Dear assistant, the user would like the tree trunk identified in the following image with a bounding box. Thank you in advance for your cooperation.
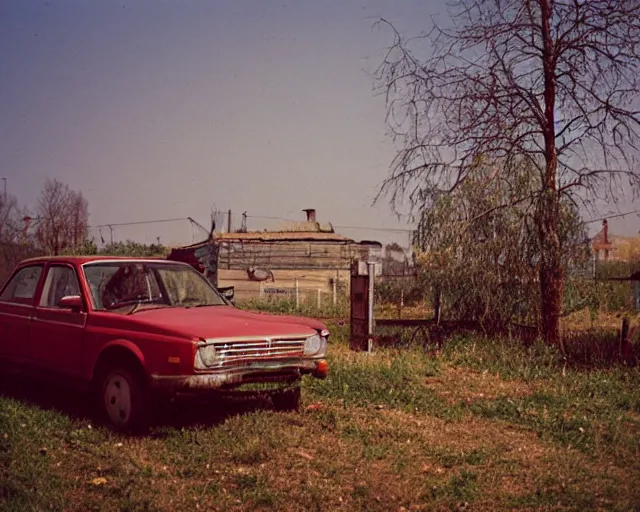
[538,0,564,349]
[538,192,563,348]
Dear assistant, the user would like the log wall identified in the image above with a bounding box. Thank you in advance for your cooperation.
[217,241,370,270]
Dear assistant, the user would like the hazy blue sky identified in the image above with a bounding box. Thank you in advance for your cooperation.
[1,0,637,248]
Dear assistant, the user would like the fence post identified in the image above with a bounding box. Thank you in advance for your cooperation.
[333,279,337,306]
[259,281,264,299]
[620,316,630,360]
[434,285,442,325]
[295,279,299,309]
[367,261,375,353]
[317,288,321,309]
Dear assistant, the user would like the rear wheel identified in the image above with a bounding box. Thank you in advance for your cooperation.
[95,362,151,434]
[271,386,301,412]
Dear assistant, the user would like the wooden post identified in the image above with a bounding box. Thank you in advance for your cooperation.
[367,261,375,353]
[434,286,442,325]
[620,316,630,359]
[333,275,337,306]
[317,288,321,309]
[295,279,299,309]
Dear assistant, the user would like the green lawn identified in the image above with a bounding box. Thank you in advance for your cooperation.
[2,327,639,511]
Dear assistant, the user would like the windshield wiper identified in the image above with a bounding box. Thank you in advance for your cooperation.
[181,302,223,308]
[126,303,169,315]
[126,302,142,315]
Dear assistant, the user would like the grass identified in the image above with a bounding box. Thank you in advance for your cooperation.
[2,322,640,511]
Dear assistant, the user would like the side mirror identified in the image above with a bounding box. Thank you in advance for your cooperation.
[218,286,235,305]
[59,295,83,311]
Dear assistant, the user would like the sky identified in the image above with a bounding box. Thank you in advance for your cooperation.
[1,0,638,250]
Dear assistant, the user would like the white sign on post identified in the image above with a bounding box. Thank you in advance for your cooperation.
[356,260,382,276]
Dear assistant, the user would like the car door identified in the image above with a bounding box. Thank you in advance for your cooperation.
[29,263,86,377]
[0,264,44,361]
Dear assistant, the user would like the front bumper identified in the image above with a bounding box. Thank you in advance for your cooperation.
[150,358,328,392]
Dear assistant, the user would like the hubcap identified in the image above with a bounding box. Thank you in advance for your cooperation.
[103,372,132,426]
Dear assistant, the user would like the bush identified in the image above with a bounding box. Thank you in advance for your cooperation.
[375,276,426,307]
[0,242,44,285]
[61,239,169,258]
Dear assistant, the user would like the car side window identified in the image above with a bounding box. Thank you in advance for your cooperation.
[0,265,44,304]
[39,265,81,308]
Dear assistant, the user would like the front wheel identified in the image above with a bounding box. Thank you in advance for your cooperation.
[96,363,151,434]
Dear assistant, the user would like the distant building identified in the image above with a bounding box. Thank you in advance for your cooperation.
[592,219,640,262]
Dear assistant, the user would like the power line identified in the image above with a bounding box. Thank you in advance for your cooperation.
[92,217,190,229]
[334,225,414,233]
[246,214,414,233]
[246,215,291,222]
[89,213,414,235]
[584,209,640,224]
[86,208,639,237]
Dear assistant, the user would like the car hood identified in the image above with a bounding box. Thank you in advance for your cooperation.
[129,305,326,340]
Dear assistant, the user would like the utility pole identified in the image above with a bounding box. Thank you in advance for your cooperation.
[227,210,232,233]
[1,178,6,201]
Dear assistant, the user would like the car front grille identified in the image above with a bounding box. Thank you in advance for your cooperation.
[208,338,305,369]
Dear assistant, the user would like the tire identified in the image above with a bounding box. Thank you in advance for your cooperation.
[271,386,301,412]
[95,361,151,434]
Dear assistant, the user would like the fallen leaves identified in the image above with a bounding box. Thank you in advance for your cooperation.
[297,449,314,461]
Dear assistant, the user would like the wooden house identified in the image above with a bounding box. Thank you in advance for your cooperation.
[168,209,381,301]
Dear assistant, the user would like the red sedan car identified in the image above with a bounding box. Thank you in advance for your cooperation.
[0,256,329,432]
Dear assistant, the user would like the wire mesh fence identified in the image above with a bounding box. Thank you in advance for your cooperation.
[235,285,350,318]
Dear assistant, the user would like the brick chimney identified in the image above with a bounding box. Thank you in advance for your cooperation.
[303,209,317,223]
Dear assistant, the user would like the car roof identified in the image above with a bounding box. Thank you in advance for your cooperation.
[18,255,174,266]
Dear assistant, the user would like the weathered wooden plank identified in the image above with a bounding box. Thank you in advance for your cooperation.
[217,269,350,293]
[217,241,361,269]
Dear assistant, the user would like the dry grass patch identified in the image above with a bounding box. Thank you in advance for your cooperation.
[425,365,536,404]
[3,393,639,511]
[562,309,631,332]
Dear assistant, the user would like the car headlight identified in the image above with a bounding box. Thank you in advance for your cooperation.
[198,344,217,367]
[304,333,326,356]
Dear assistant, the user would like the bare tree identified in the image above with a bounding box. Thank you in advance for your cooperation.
[36,179,89,255]
[0,194,19,242]
[375,0,640,345]
[0,193,41,284]
[68,189,89,248]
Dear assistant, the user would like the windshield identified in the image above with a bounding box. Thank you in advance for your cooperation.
[83,261,226,312]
